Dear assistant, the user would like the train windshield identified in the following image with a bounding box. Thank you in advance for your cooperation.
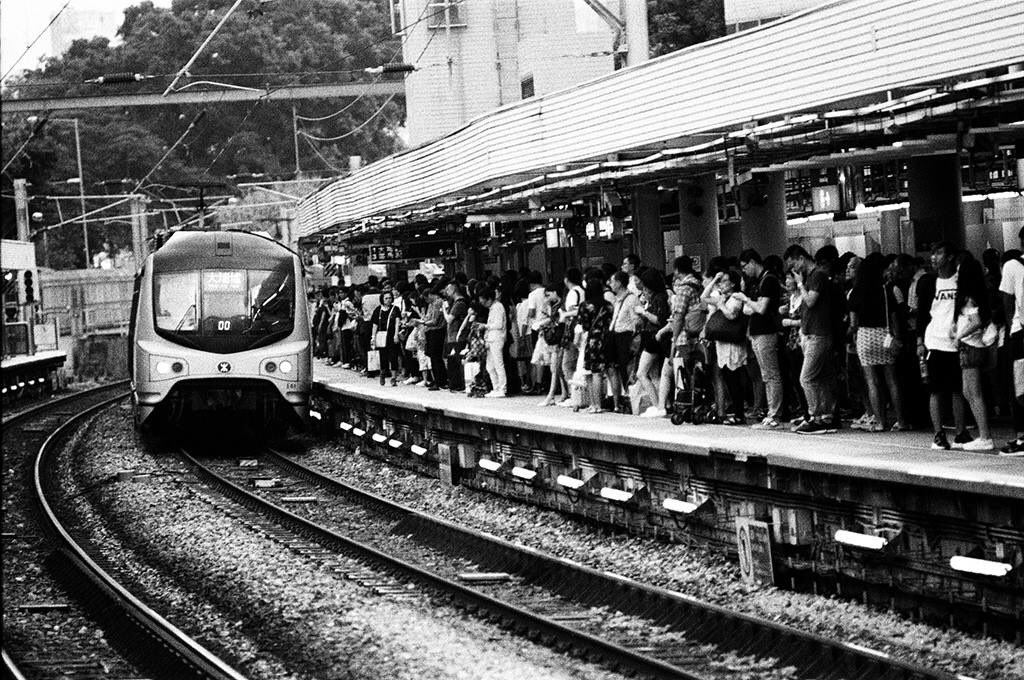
[154,264,294,352]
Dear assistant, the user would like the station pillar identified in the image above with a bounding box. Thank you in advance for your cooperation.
[907,153,964,250]
[738,172,788,258]
[678,174,720,273]
[632,185,663,269]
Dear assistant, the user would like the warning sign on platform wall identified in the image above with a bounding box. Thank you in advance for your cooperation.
[735,517,774,585]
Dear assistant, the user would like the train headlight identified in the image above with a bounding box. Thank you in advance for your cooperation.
[150,356,188,380]
[262,356,295,377]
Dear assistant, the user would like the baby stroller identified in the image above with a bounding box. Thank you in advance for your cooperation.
[670,343,718,425]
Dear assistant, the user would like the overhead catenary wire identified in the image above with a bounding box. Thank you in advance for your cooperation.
[298,93,398,142]
[1,0,72,82]
[132,109,208,193]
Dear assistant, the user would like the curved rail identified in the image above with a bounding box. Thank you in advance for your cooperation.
[180,448,697,680]
[31,392,248,680]
[265,449,956,680]
[1,379,129,427]
[1,648,28,680]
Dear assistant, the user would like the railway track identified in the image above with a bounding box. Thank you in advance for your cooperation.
[3,383,246,680]
[183,445,956,680]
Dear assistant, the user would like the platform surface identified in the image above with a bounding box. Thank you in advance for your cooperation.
[314,363,1024,500]
[1,350,67,371]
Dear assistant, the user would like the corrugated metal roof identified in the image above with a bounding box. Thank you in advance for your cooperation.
[299,0,1024,236]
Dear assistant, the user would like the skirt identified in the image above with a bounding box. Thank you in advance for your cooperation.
[856,326,896,366]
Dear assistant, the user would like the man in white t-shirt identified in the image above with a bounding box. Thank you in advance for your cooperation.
[998,225,1024,455]
[920,241,968,451]
[524,271,547,393]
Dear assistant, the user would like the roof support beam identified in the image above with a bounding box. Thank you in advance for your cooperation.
[0,81,405,114]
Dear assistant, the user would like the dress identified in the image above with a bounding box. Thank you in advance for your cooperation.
[578,301,612,374]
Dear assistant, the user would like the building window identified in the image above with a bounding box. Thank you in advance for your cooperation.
[390,0,405,35]
[520,75,534,100]
[427,0,466,29]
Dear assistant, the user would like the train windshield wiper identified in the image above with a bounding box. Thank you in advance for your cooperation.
[174,303,196,332]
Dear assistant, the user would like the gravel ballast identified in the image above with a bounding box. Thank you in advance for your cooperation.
[292,440,1024,680]
[64,407,631,680]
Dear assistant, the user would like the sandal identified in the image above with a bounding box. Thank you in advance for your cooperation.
[722,415,743,425]
[890,422,910,432]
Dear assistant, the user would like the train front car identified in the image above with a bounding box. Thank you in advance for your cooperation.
[131,231,311,432]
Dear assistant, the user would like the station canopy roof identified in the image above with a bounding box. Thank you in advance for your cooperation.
[298,0,1024,240]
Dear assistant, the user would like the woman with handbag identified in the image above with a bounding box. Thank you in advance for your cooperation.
[537,285,568,406]
[702,270,748,425]
[848,252,908,432]
[369,290,401,386]
[636,269,671,417]
[951,253,997,451]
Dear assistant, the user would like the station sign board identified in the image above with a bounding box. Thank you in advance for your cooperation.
[735,517,774,585]
[371,241,460,263]
[811,184,841,213]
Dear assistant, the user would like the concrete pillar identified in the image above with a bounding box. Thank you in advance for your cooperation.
[678,173,720,273]
[621,0,650,67]
[130,195,148,269]
[738,172,788,257]
[632,185,662,270]
[907,153,964,251]
[14,179,30,241]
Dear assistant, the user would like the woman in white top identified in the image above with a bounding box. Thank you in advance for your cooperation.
[479,286,507,397]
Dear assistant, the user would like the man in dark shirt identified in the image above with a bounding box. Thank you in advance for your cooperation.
[737,249,783,429]
[784,245,837,434]
[443,280,469,391]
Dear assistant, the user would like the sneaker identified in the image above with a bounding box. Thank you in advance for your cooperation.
[484,390,506,398]
[403,376,419,385]
[860,416,884,433]
[952,430,974,450]
[789,416,808,431]
[640,407,666,418]
[751,416,781,430]
[999,438,1024,455]
[932,431,951,450]
[795,419,831,435]
[850,413,872,430]
[961,438,994,452]
[556,398,575,408]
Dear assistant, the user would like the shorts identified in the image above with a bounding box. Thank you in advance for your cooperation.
[958,343,995,370]
[531,335,556,365]
[926,349,962,394]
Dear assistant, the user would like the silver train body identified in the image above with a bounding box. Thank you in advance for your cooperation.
[130,230,311,429]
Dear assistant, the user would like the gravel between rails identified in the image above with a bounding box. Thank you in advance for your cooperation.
[67,406,632,680]
[289,440,1024,680]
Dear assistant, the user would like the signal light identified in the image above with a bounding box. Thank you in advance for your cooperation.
[278,360,292,373]
[23,271,34,304]
[265,361,277,373]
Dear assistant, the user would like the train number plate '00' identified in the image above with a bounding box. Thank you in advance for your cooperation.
[217,362,232,373]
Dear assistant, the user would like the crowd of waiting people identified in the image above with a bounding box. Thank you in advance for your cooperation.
[310,228,1024,455]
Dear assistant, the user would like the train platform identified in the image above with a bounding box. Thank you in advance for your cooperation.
[2,350,67,396]
[313,362,1024,501]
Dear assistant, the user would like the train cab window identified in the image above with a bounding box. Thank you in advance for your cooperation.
[153,265,294,352]
[202,270,248,334]
[154,271,199,332]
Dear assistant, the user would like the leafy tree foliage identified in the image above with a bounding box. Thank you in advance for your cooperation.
[2,0,403,264]
[648,0,725,58]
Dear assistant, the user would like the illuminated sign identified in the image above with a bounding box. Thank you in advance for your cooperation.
[811,185,841,213]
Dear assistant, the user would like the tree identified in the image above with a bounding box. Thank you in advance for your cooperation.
[648,0,725,58]
[2,0,404,264]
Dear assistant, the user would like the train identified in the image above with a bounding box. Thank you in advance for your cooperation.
[129,230,311,431]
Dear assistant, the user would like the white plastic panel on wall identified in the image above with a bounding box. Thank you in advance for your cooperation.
[298,0,1024,236]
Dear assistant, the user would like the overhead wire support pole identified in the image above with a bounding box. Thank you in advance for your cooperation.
[72,118,89,267]
[162,0,246,96]
[292,104,301,177]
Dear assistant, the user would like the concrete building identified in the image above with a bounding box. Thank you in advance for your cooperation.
[395,0,618,146]
[50,6,126,54]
